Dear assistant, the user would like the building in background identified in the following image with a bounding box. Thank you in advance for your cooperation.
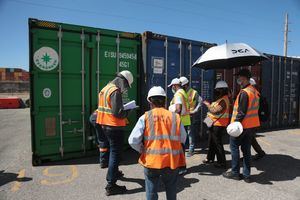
[0,67,29,93]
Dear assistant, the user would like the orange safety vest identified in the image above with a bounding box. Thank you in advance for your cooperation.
[207,95,230,127]
[187,88,197,112]
[96,83,126,127]
[139,108,186,170]
[231,85,260,129]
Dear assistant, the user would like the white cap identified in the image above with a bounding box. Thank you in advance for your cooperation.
[179,76,189,86]
[215,81,228,89]
[168,78,181,87]
[227,122,243,137]
[119,70,133,88]
[250,78,256,86]
[147,86,166,102]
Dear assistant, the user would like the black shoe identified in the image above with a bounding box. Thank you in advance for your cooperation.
[243,176,251,183]
[202,159,214,164]
[253,152,266,161]
[105,184,127,196]
[222,171,241,180]
[117,170,124,179]
[100,163,108,169]
[214,163,227,169]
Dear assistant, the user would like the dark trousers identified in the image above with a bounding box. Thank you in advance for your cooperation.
[89,113,110,165]
[144,167,179,200]
[95,124,109,164]
[230,129,254,178]
[206,126,226,165]
[103,128,124,185]
[251,132,265,155]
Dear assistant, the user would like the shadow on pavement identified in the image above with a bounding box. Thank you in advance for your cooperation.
[121,174,199,195]
[0,170,32,187]
[120,176,145,194]
[251,154,300,185]
[188,163,227,177]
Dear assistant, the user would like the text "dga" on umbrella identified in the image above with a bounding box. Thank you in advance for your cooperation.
[231,49,250,54]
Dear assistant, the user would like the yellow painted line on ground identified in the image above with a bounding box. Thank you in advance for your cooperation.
[42,166,64,177]
[257,138,271,147]
[11,169,25,192]
[41,166,78,186]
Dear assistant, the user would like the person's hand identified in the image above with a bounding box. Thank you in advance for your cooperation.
[203,100,210,107]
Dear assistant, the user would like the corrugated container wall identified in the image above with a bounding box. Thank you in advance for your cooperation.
[215,55,300,131]
[142,32,216,137]
[29,19,141,165]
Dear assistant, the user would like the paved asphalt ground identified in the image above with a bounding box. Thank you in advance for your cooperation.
[1,109,300,200]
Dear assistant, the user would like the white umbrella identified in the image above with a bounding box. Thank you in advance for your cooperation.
[192,43,268,69]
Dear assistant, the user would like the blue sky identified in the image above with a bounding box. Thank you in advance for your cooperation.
[0,0,299,71]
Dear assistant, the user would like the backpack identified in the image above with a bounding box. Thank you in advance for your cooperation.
[258,95,269,122]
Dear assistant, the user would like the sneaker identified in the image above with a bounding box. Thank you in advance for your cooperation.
[100,163,108,169]
[105,184,127,196]
[222,171,241,180]
[202,159,214,164]
[253,152,266,161]
[186,151,194,157]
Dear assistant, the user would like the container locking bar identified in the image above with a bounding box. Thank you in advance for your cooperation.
[178,40,182,77]
[164,37,168,101]
[116,34,120,73]
[58,25,64,158]
[81,29,86,153]
[96,31,101,95]
[188,43,192,84]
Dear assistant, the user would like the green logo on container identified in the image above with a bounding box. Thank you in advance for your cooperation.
[34,47,59,71]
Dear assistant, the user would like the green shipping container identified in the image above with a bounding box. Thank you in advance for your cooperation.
[29,19,141,165]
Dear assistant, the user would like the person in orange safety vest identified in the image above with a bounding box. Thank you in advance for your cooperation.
[96,70,134,196]
[128,86,187,200]
[223,69,260,183]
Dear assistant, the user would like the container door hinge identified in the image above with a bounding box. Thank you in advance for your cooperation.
[59,146,64,157]
[61,119,80,125]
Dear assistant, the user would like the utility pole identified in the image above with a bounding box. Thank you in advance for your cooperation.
[283,13,289,57]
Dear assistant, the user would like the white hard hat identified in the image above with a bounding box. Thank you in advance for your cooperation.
[119,70,133,88]
[226,122,243,137]
[147,86,166,102]
[250,78,256,86]
[179,76,189,86]
[168,78,181,87]
[215,81,228,89]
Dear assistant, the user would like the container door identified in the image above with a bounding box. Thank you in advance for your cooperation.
[145,38,166,107]
[90,33,139,144]
[30,27,91,161]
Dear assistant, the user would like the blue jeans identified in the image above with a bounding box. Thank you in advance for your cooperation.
[230,129,254,178]
[104,128,124,185]
[189,115,200,152]
[144,167,179,200]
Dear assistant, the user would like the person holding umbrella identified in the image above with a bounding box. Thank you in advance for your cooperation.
[223,69,260,183]
[202,81,231,169]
